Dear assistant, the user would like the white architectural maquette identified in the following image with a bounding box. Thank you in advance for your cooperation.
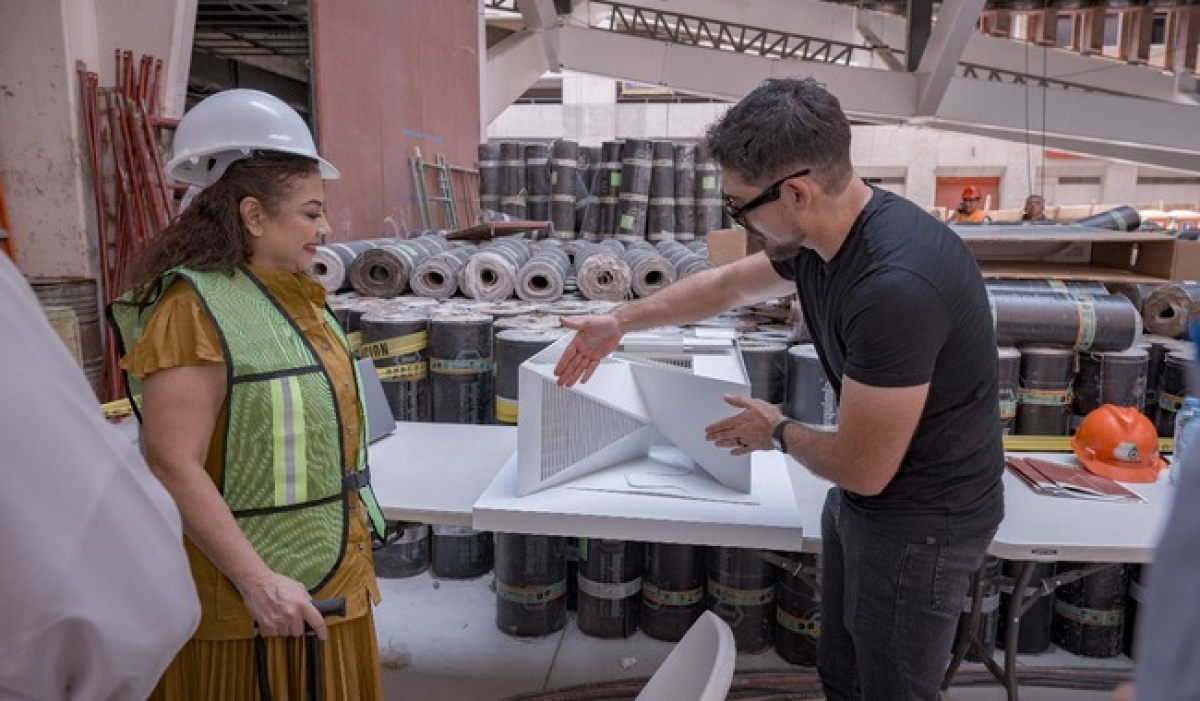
[516,331,753,498]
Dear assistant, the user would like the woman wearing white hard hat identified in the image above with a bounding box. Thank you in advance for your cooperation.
[109,89,387,700]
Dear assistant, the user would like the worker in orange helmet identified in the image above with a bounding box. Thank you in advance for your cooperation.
[948,185,990,224]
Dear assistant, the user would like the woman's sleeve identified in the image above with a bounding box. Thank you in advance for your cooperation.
[120,280,225,377]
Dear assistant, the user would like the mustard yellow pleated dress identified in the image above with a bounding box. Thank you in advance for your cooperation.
[123,267,384,701]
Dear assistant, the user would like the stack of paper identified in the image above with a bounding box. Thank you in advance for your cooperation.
[1005,456,1146,502]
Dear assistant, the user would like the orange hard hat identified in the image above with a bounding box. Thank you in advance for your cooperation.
[1072,404,1166,483]
[962,186,981,200]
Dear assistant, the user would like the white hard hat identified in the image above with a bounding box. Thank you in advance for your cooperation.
[166,88,339,186]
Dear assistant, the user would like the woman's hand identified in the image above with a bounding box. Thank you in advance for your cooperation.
[236,570,329,640]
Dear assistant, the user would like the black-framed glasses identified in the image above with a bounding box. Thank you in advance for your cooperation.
[724,169,811,227]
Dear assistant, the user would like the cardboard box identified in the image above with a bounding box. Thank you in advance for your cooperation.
[956,227,1200,283]
[706,227,763,266]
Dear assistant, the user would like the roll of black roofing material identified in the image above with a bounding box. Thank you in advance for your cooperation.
[576,539,643,639]
[549,140,579,236]
[961,556,1001,664]
[997,560,1055,654]
[429,311,494,424]
[516,243,572,302]
[1124,564,1146,659]
[583,141,621,242]
[410,246,475,300]
[1016,346,1075,436]
[312,238,389,293]
[616,138,652,243]
[773,553,821,667]
[1073,347,1149,420]
[350,235,452,298]
[707,547,775,652]
[574,242,632,302]
[431,525,493,580]
[373,522,430,579]
[990,292,1141,352]
[478,142,501,215]
[460,238,533,302]
[1142,335,1174,420]
[524,143,551,223]
[623,242,677,298]
[1052,563,1127,658]
[740,340,790,405]
[694,142,723,239]
[787,344,838,426]
[499,141,527,219]
[1155,350,1190,436]
[360,310,430,421]
[645,141,676,242]
[1075,206,1141,231]
[656,239,711,279]
[1143,281,1200,338]
[641,543,707,643]
[495,533,568,637]
[1110,282,1163,318]
[998,347,1020,435]
[572,146,601,239]
[673,143,697,242]
[495,328,566,426]
[985,280,1109,296]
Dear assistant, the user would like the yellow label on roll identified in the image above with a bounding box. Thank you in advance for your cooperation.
[619,214,635,230]
[496,396,519,424]
[610,172,622,187]
[702,175,716,190]
[357,331,429,361]
[346,331,363,350]
[377,361,428,381]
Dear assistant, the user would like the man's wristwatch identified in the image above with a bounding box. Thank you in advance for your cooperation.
[772,419,799,453]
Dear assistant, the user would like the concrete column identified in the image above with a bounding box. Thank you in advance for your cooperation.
[0,0,193,278]
[1100,164,1139,205]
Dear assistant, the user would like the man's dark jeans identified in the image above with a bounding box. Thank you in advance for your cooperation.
[817,488,996,701]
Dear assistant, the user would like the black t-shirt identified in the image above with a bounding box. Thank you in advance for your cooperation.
[772,186,1004,537]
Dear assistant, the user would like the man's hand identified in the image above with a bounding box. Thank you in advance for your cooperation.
[705,395,785,456]
[553,314,623,386]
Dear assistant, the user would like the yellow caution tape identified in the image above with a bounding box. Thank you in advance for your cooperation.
[101,398,133,419]
[1003,434,1173,454]
[377,361,427,381]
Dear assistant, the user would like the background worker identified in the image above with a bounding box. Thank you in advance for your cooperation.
[554,77,1004,701]
[1022,194,1054,223]
[949,185,989,223]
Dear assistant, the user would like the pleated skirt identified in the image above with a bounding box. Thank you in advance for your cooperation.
[149,610,384,701]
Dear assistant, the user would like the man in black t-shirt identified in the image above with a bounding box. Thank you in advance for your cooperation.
[553,78,1003,700]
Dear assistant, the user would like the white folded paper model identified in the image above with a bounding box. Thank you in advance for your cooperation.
[516,330,754,497]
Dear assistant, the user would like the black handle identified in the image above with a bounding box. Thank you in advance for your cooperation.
[312,597,346,619]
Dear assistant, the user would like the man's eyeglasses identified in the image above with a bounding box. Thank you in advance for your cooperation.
[724,169,811,227]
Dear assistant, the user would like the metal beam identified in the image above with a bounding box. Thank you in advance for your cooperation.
[515,0,561,70]
[484,29,553,124]
[914,0,986,115]
[557,24,916,120]
[935,77,1200,167]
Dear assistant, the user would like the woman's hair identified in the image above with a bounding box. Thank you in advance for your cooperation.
[705,77,853,194]
[124,152,319,303]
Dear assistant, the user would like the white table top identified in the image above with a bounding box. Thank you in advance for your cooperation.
[786,451,1175,564]
[472,450,805,551]
[369,422,518,527]
[369,425,1175,565]
[988,452,1173,564]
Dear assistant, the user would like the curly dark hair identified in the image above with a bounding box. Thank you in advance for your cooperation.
[704,77,854,193]
[124,152,320,304]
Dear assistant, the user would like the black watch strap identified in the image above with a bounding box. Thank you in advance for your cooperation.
[772,419,797,453]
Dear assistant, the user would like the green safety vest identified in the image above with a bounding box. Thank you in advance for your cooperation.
[109,266,386,591]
